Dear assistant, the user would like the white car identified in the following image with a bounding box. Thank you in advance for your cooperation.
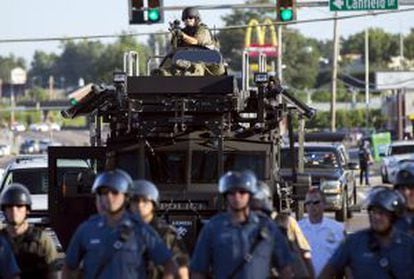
[50,123,61,131]
[29,123,49,132]
[381,140,414,183]
[0,144,11,157]
[11,122,26,132]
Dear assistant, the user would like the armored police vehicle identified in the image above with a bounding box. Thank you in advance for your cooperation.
[48,47,316,251]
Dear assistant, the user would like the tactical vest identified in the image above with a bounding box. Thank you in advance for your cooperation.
[1,226,52,278]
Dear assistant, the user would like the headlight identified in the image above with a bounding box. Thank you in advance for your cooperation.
[320,180,342,194]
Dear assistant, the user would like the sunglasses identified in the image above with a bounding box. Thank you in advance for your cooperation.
[305,200,321,206]
[97,188,120,196]
[228,190,249,196]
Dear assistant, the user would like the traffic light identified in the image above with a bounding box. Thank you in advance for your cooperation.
[277,0,296,22]
[129,0,163,24]
[129,0,145,24]
[147,0,163,23]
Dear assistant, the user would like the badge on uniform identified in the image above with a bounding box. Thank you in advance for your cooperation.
[113,240,123,250]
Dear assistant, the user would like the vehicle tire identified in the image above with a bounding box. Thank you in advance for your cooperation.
[335,192,347,222]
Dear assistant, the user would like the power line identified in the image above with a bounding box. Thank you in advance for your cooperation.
[0,7,414,44]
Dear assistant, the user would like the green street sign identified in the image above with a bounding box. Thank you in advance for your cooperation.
[330,0,398,11]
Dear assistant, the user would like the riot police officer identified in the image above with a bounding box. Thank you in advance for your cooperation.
[0,183,58,278]
[172,7,216,50]
[62,169,177,279]
[0,235,20,279]
[394,167,414,235]
[320,187,414,278]
[190,170,294,279]
[129,179,189,279]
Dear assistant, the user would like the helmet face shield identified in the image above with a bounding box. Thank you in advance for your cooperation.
[92,169,132,194]
[218,170,258,195]
[395,169,414,189]
[129,180,160,206]
[366,186,406,217]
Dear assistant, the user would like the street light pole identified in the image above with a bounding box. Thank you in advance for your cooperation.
[331,12,339,132]
[277,24,283,82]
[365,27,370,132]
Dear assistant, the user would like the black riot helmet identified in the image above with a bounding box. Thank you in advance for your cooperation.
[367,187,406,217]
[181,7,201,21]
[0,183,32,211]
[394,168,414,189]
[91,169,132,194]
[129,180,160,206]
[219,170,258,195]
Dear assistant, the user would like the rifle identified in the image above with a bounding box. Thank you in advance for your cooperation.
[169,19,182,49]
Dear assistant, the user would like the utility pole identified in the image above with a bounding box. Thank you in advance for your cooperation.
[400,32,405,69]
[365,28,370,132]
[331,12,339,132]
[277,24,283,82]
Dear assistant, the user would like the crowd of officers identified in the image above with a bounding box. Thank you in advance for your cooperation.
[1,165,414,278]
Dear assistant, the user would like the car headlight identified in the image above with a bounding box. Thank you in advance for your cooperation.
[320,180,342,194]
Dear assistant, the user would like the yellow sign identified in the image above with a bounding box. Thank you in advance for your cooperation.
[244,18,278,50]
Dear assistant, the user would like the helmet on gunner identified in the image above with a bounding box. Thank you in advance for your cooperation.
[394,167,414,189]
[367,186,406,217]
[218,170,258,195]
[181,7,201,21]
[92,169,132,194]
[0,183,32,211]
[129,179,160,206]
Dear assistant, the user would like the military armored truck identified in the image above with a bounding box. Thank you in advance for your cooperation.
[48,48,315,251]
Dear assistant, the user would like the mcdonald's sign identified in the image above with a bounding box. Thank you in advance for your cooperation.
[244,18,278,58]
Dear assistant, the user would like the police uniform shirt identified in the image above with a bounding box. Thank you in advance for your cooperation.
[298,217,344,277]
[65,212,172,279]
[328,229,414,278]
[395,216,414,236]
[0,236,20,279]
[190,211,293,279]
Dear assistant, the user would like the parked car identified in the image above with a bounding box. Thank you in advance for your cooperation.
[0,144,11,157]
[29,123,49,132]
[50,123,61,131]
[348,147,360,170]
[19,139,40,154]
[381,140,414,183]
[280,142,359,222]
[0,155,94,251]
[39,139,63,153]
[10,122,26,132]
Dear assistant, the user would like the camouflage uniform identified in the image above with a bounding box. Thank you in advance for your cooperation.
[1,225,58,278]
[146,217,189,279]
[180,24,216,49]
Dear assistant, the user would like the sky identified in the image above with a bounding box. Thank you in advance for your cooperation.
[1,0,413,64]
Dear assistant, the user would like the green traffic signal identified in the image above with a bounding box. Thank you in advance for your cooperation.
[70,98,78,106]
[148,9,160,22]
[280,8,293,22]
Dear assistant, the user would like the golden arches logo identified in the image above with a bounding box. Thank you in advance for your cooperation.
[244,18,277,48]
